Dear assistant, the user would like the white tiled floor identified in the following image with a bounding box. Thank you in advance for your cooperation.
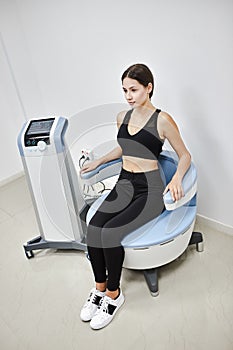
[0,176,233,350]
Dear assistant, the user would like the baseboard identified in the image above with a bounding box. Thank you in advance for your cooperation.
[196,213,233,236]
[0,171,25,188]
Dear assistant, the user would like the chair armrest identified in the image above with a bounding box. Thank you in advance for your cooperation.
[163,162,197,210]
[80,158,122,185]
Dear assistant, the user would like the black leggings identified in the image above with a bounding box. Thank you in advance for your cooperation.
[87,168,165,291]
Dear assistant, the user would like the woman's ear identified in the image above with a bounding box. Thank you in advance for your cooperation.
[147,82,153,94]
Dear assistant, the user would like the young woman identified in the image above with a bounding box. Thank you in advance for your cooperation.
[80,63,191,330]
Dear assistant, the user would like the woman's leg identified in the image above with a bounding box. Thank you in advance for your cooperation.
[86,180,132,288]
[104,246,125,299]
[87,246,107,288]
[101,192,159,293]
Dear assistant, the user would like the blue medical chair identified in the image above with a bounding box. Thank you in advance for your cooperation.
[81,151,203,296]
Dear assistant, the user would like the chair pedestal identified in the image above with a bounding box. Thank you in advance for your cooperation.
[143,231,203,296]
[143,268,159,297]
[188,231,204,252]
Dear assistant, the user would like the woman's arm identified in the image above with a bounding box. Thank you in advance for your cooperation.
[80,111,125,174]
[158,112,191,202]
[80,146,122,174]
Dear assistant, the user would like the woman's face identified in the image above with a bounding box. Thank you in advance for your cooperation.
[122,77,152,108]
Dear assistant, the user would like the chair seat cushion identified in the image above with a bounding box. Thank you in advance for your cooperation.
[86,193,196,249]
[121,205,196,248]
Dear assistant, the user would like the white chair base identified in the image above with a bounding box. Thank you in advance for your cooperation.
[123,221,195,270]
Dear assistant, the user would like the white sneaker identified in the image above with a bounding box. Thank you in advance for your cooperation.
[90,290,125,330]
[80,288,105,322]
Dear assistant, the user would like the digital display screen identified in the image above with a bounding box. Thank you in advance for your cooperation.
[27,119,55,135]
[24,118,55,147]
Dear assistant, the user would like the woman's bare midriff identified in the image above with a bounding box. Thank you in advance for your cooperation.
[122,156,159,173]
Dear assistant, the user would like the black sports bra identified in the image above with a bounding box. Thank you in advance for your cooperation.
[117,109,164,160]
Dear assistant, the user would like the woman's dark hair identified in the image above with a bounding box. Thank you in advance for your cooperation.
[121,63,154,99]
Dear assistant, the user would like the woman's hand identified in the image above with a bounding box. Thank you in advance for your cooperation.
[163,174,184,202]
[80,159,101,174]
[80,146,122,175]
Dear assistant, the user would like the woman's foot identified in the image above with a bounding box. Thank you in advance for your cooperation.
[105,289,119,299]
[80,288,105,322]
[90,289,125,330]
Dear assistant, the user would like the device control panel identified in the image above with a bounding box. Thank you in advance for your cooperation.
[24,118,55,147]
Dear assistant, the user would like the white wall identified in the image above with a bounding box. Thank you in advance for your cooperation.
[0,0,232,227]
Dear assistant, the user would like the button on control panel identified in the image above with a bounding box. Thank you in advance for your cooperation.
[37,140,47,151]
[25,137,50,147]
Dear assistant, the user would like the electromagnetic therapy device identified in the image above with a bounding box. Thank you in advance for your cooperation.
[17,116,87,258]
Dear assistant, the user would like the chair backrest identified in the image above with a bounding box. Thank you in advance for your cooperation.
[158,151,178,186]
